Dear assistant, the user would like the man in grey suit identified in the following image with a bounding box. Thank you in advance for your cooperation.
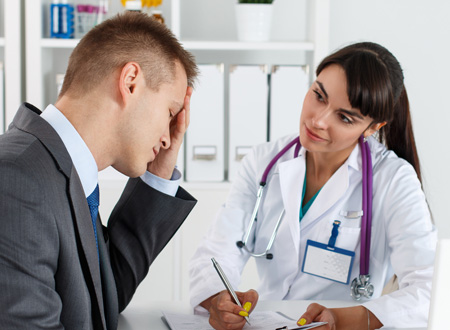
[0,12,198,329]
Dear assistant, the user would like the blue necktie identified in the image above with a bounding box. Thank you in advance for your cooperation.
[87,184,100,262]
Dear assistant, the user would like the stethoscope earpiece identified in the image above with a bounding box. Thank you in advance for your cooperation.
[236,241,245,248]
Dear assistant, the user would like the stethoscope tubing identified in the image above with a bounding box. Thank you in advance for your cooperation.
[238,135,372,279]
[360,135,373,276]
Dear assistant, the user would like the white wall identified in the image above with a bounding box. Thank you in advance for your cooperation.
[327,0,450,238]
[97,0,450,307]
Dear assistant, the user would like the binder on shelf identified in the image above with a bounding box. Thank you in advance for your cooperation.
[229,65,268,182]
[50,2,75,39]
[185,64,225,182]
[56,73,65,97]
[0,62,4,134]
[269,65,309,142]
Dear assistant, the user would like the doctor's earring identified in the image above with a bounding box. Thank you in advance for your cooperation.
[363,136,368,143]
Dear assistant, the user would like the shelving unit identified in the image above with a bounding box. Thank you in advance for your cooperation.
[41,38,315,51]
[0,0,22,130]
[24,0,330,304]
[26,0,329,109]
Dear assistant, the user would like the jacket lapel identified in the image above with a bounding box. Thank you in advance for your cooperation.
[278,155,306,256]
[13,103,107,329]
[277,144,362,255]
[296,144,362,230]
[97,216,118,330]
[69,169,106,329]
[300,165,349,228]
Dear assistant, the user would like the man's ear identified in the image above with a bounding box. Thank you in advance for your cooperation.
[118,62,141,105]
[364,121,387,139]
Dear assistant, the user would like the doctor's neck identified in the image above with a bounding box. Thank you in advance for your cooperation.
[305,145,355,182]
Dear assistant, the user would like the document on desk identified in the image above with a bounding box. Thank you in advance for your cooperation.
[161,310,327,330]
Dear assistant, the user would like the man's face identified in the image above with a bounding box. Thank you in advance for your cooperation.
[114,61,188,177]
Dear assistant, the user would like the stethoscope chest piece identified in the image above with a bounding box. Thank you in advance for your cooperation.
[350,274,374,300]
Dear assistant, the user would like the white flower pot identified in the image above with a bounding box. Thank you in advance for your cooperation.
[235,4,273,42]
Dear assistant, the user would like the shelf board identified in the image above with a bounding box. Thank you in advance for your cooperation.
[41,38,80,48]
[181,40,314,51]
[40,38,314,51]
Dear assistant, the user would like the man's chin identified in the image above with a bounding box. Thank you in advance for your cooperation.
[111,165,147,179]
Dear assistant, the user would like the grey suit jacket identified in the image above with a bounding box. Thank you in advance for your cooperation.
[0,103,197,329]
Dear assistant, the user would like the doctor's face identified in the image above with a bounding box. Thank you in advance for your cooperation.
[299,64,376,156]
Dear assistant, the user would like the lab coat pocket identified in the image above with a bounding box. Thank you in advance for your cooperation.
[321,215,361,252]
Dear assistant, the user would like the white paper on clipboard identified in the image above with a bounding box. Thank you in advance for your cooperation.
[161,310,326,330]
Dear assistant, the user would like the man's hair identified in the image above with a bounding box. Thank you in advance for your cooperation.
[59,12,198,97]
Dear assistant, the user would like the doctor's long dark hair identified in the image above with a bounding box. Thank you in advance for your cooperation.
[316,42,422,183]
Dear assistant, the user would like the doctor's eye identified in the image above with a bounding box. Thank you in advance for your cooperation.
[339,113,354,125]
[313,89,325,103]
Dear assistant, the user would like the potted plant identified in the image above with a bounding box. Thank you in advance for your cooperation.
[235,0,274,42]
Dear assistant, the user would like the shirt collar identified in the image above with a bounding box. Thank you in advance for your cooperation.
[41,104,98,197]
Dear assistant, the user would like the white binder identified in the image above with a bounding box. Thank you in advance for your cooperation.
[270,65,309,142]
[185,64,225,182]
[229,65,268,182]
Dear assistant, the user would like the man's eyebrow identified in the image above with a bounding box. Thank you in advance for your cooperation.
[316,80,328,100]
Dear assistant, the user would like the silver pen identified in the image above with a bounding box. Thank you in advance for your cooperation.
[211,257,251,325]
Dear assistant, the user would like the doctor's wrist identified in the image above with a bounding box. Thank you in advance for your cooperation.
[330,306,382,330]
[199,293,220,312]
[365,307,382,330]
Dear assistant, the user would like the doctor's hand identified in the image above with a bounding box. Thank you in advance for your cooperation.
[298,304,383,330]
[201,289,259,330]
[297,303,337,329]
[147,86,193,179]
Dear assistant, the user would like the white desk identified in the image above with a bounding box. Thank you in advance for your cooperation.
[118,300,426,330]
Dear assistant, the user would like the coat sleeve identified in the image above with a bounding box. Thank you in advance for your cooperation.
[107,177,197,312]
[0,160,64,329]
[363,160,437,328]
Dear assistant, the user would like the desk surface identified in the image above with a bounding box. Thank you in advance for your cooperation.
[118,300,426,330]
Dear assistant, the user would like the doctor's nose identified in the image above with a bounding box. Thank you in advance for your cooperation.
[311,108,331,130]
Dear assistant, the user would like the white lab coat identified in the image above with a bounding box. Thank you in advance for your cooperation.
[189,134,437,328]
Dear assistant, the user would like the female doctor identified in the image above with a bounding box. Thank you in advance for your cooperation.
[189,42,436,330]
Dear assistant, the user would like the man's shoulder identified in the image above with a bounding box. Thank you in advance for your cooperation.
[0,128,40,160]
[0,128,57,175]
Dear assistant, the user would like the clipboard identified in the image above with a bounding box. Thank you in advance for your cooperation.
[275,321,327,329]
[161,310,327,330]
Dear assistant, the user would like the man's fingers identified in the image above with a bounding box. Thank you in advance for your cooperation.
[183,86,192,128]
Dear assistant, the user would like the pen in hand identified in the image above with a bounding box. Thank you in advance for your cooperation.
[211,258,251,325]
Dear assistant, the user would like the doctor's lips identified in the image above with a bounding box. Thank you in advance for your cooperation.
[305,126,326,142]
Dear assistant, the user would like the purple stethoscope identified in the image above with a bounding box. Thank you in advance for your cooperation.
[236,135,374,300]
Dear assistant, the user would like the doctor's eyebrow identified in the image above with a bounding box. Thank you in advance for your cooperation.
[340,109,364,120]
[315,80,329,100]
[316,80,365,120]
